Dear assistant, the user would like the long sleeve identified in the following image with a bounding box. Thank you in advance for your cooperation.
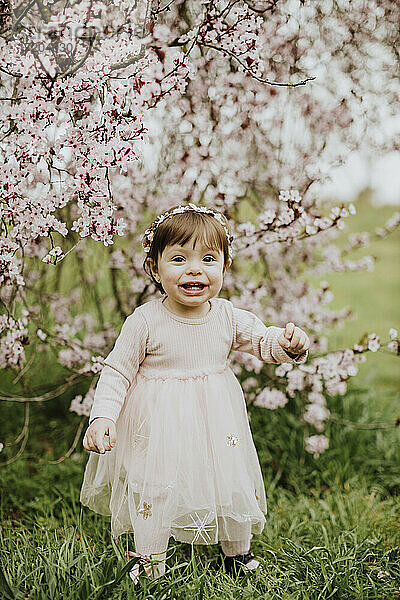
[89,310,148,424]
[231,305,308,365]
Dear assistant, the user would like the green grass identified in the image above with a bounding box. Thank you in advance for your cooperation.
[1,457,399,599]
[1,379,400,598]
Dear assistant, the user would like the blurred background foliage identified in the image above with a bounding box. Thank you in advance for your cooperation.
[0,191,399,460]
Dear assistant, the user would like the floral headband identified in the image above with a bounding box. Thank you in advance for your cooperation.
[141,203,234,258]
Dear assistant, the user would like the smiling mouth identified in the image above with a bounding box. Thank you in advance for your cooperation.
[180,283,207,290]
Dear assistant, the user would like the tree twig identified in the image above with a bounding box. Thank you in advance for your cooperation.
[201,42,316,87]
[0,373,87,402]
[46,417,86,464]
[329,415,400,429]
[0,399,30,466]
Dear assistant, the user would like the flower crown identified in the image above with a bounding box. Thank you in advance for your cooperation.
[141,203,234,258]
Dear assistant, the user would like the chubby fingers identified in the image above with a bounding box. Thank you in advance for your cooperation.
[291,331,309,353]
[284,322,295,341]
[83,428,105,454]
[83,419,116,454]
[281,323,310,353]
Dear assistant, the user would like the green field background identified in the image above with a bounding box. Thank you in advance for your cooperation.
[303,196,399,412]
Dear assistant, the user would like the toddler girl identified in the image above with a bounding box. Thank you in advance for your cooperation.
[80,203,309,583]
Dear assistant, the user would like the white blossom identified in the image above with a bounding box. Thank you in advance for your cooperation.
[368,339,380,352]
[69,388,95,417]
[303,403,330,430]
[305,434,329,458]
[254,388,288,409]
[37,329,47,341]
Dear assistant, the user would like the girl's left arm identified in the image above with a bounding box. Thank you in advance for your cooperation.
[231,305,309,365]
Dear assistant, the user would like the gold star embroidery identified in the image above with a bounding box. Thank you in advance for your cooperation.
[226,434,239,447]
[137,502,152,519]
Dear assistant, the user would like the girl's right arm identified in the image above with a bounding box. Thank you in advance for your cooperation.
[83,310,148,453]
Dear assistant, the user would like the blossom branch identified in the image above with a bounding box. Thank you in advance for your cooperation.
[11,0,36,30]
[201,42,316,87]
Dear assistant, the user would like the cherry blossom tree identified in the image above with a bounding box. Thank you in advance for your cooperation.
[0,0,399,464]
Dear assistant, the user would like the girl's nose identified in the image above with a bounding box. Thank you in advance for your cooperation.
[186,261,202,274]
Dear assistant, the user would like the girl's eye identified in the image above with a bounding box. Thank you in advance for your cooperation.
[171,256,216,262]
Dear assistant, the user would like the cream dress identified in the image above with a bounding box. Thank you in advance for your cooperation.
[80,296,307,543]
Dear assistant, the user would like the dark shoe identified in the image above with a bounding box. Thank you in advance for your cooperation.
[221,551,263,575]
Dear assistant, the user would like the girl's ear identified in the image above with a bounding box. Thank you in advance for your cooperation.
[148,257,160,282]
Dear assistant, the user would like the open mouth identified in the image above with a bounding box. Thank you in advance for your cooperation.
[180,283,207,292]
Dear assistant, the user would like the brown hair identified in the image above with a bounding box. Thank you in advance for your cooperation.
[143,206,232,294]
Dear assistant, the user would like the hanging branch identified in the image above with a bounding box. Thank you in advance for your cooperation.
[0,373,87,402]
[46,416,86,464]
[329,415,400,430]
[0,396,29,466]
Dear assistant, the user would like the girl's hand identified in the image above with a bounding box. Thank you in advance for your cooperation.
[278,322,310,355]
[83,417,117,454]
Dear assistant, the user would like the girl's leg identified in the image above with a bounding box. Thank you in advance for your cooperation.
[220,538,251,557]
[221,523,252,557]
[133,494,170,579]
[221,534,261,572]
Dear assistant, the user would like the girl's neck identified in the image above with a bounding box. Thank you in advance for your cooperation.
[161,296,212,319]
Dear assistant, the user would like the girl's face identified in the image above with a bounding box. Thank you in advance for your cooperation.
[149,238,231,317]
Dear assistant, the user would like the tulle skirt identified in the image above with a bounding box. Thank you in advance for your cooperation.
[80,366,267,543]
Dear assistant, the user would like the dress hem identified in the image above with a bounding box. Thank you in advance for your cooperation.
[80,499,267,545]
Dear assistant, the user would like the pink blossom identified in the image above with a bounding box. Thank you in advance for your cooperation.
[0,314,28,369]
[109,250,126,269]
[307,391,326,406]
[275,363,294,377]
[286,369,307,397]
[325,380,347,396]
[279,190,301,203]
